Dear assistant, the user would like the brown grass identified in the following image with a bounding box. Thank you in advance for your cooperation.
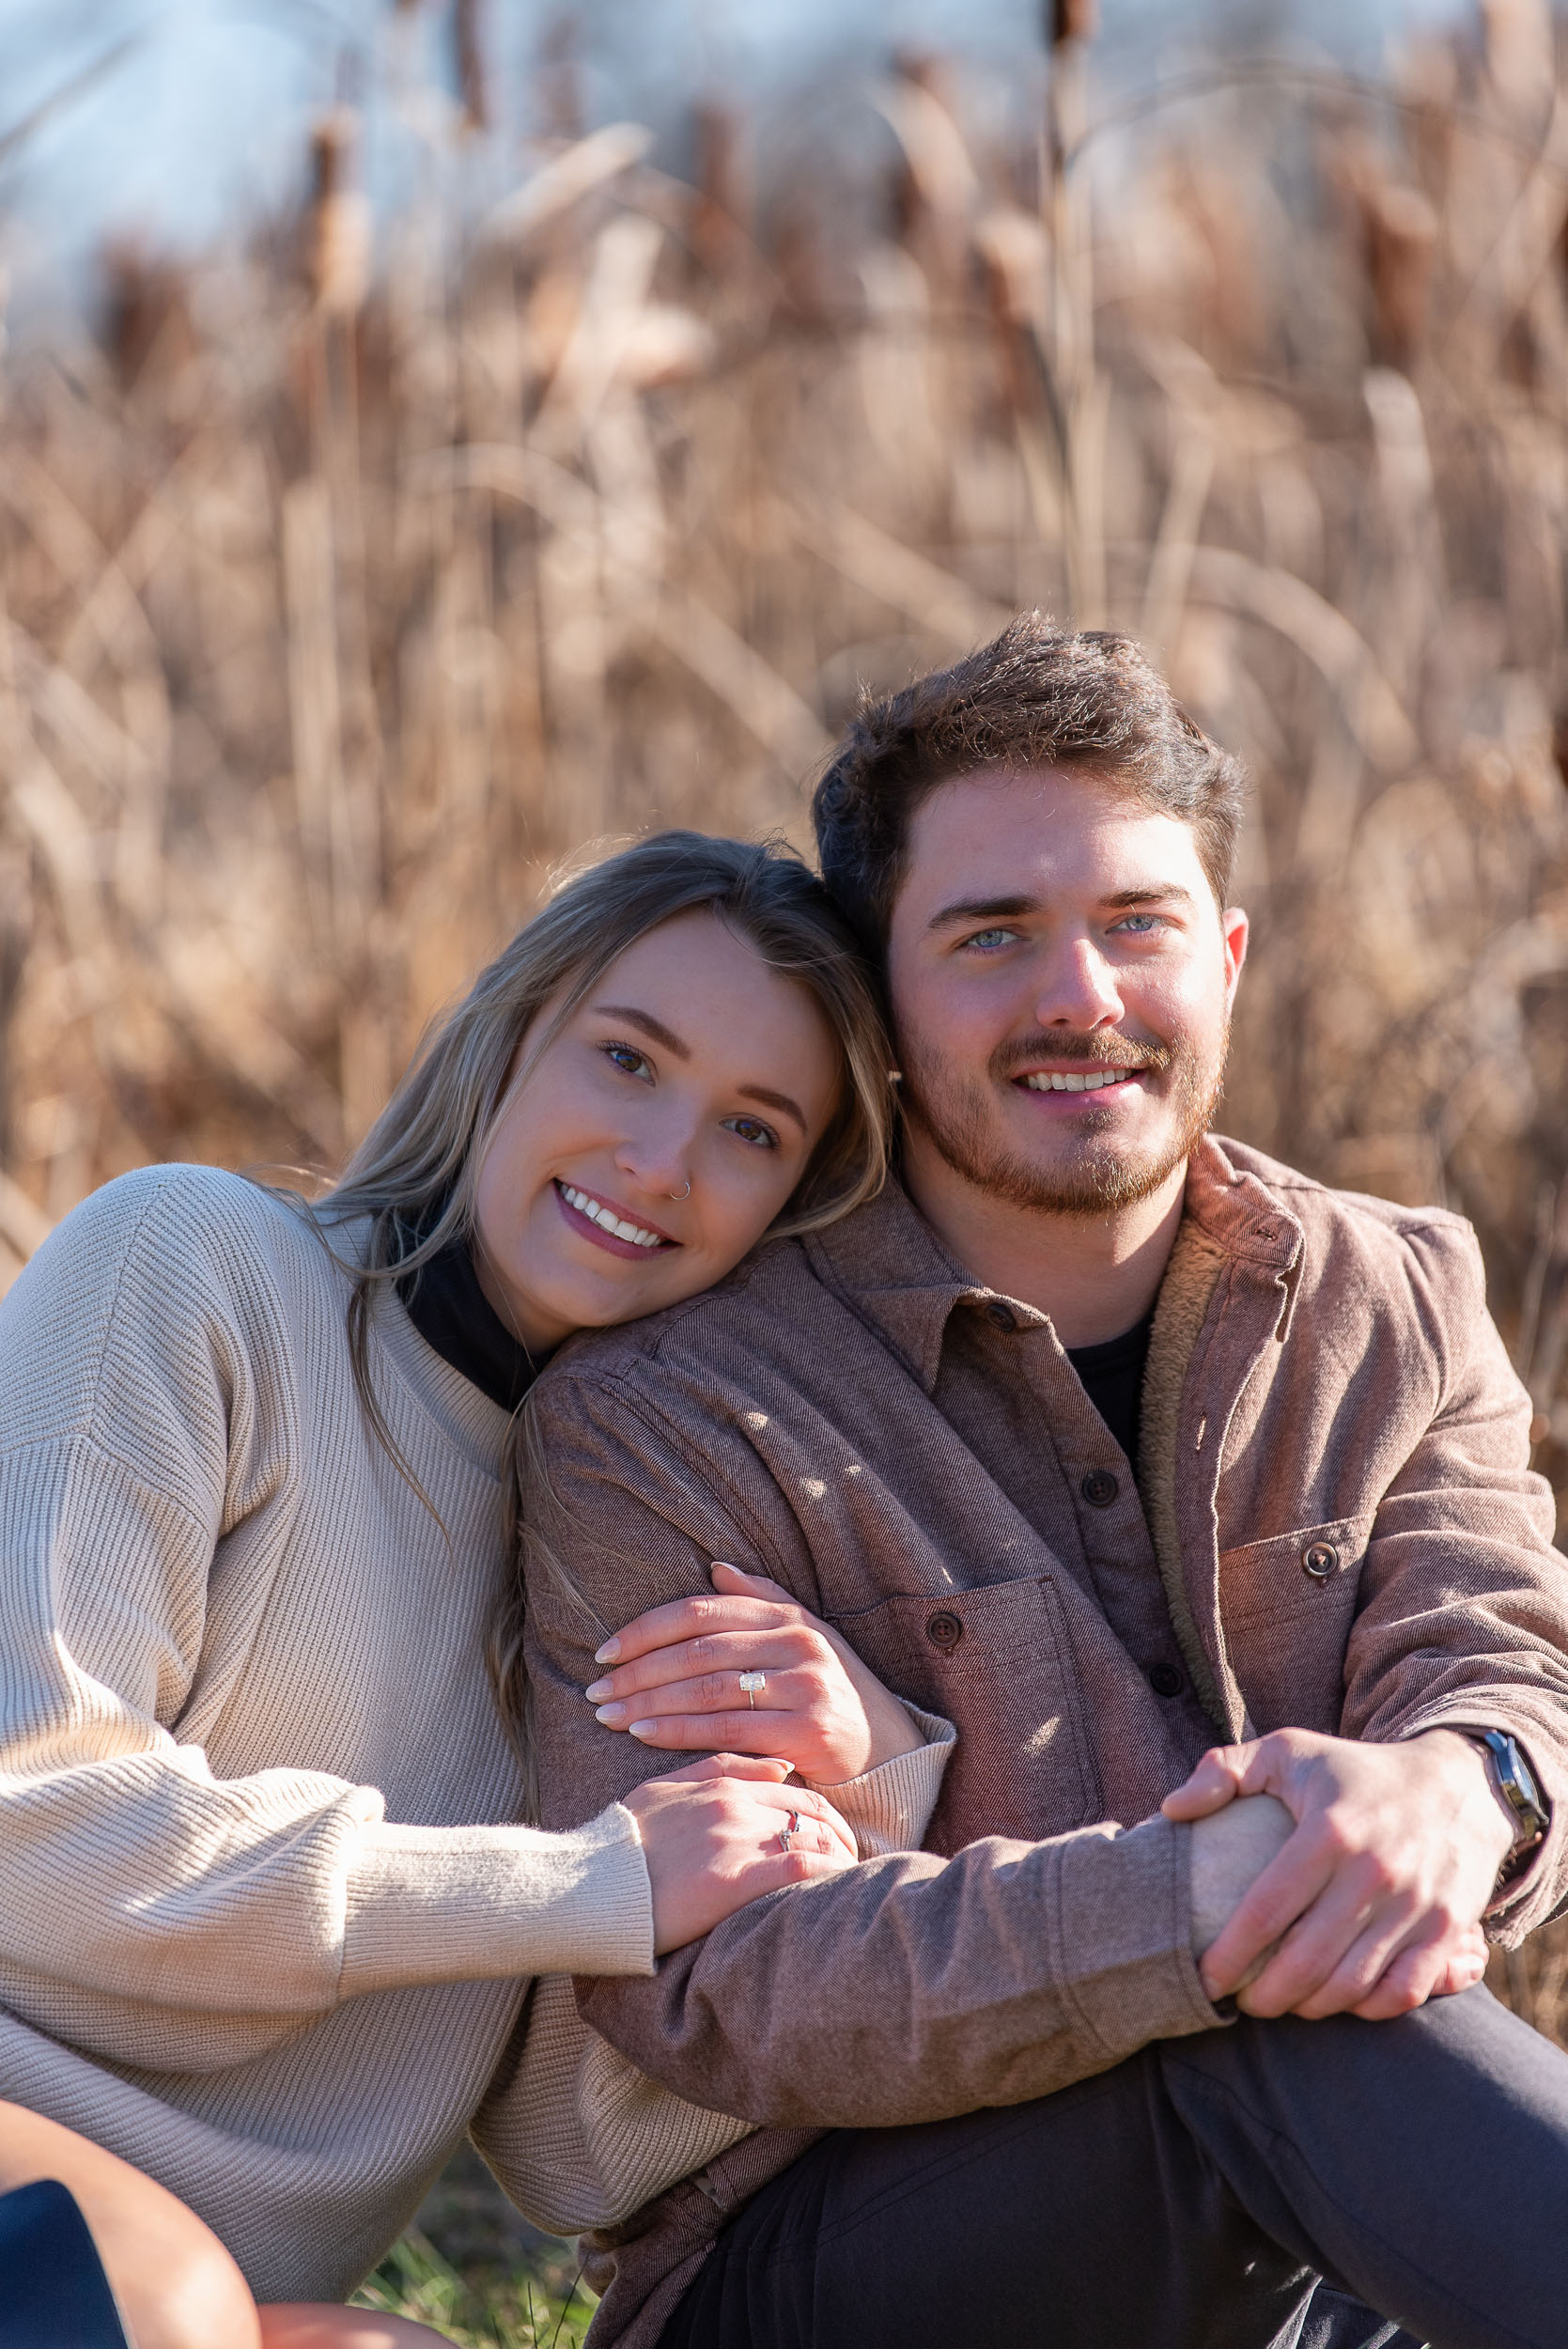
[2,10,1566,2030]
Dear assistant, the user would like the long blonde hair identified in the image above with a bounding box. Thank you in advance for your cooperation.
[313,830,893,1770]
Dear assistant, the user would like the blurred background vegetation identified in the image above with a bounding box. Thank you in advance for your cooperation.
[3,0,1568,2332]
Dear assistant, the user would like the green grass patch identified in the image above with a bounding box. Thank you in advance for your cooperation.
[353,2226,597,2347]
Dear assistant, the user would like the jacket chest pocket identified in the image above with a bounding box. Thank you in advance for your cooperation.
[828,1575,1098,1854]
[1220,1513,1374,1735]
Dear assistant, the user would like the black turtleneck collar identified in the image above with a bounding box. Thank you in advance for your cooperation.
[393,1210,541,1416]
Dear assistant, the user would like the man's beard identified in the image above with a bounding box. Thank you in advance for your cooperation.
[898,1023,1228,1218]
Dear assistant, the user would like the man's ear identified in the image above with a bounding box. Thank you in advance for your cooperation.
[1221,906,1250,1006]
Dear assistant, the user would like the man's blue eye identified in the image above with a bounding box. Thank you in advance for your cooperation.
[963,928,1017,952]
[1111,913,1160,935]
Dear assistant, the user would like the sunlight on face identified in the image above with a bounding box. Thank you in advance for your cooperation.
[887,769,1249,1219]
[471,910,843,1353]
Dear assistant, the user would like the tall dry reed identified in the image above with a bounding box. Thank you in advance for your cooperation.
[1,6,1566,2029]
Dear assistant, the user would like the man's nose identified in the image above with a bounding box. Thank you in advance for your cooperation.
[1032,937,1125,1029]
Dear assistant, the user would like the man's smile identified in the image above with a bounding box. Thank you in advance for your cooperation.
[1018,1066,1151,1096]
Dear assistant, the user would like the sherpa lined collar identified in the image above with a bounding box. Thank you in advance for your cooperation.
[805,1133,1306,1396]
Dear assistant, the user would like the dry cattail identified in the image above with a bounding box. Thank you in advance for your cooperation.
[454,0,490,136]
[690,103,753,281]
[306,108,371,315]
[100,243,195,388]
[1360,179,1439,370]
[1047,0,1097,47]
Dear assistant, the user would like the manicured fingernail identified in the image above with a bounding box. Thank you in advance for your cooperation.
[595,1703,627,1725]
[628,1720,658,1740]
[594,1639,620,1664]
[584,1678,613,1703]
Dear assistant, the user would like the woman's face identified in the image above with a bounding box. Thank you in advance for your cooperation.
[472,909,844,1353]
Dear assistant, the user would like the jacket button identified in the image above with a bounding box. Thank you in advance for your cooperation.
[1301,1541,1338,1580]
[926,1610,963,1651]
[1148,1663,1185,1698]
[985,1300,1017,1330]
[1081,1469,1120,1508]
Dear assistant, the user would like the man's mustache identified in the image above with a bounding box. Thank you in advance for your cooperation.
[989,1032,1175,1081]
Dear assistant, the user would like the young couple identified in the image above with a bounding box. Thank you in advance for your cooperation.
[0,619,1563,2349]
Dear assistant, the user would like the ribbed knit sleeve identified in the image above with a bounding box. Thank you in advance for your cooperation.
[807,1703,956,1858]
[0,1167,653,2077]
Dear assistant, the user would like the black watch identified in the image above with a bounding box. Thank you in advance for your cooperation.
[1468,1729,1551,1890]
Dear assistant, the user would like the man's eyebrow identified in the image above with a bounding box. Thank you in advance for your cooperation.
[1101,884,1197,910]
[925,894,1041,933]
[924,883,1197,933]
[737,1085,808,1134]
[591,1004,691,1060]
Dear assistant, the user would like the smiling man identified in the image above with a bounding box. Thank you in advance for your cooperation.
[520,618,1568,2349]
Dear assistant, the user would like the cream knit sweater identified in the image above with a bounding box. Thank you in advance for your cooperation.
[0,1166,952,2301]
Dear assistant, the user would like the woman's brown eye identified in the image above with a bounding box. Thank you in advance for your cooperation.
[725,1116,777,1149]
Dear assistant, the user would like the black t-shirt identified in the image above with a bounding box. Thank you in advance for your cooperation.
[1065,1306,1156,1467]
[394,1216,541,1414]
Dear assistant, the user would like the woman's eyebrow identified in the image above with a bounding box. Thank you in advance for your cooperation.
[592,1004,691,1059]
[593,1004,806,1132]
[737,1085,808,1134]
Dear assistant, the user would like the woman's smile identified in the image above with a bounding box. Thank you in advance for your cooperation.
[552,1179,680,1258]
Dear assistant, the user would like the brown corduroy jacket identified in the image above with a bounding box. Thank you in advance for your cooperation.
[520,1136,1568,2348]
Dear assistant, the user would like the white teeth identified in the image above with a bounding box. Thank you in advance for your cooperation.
[1022,1067,1143,1093]
[560,1184,664,1248]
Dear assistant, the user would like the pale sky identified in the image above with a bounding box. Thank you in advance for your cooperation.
[0,0,1469,315]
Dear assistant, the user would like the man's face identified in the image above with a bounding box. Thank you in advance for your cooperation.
[885,769,1248,1217]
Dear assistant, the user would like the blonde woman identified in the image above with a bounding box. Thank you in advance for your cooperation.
[0,834,949,2349]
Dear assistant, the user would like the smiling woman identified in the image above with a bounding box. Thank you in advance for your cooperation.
[0,830,947,2349]
[463,904,846,1357]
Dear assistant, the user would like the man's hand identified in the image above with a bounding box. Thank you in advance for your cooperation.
[1164,1727,1510,2020]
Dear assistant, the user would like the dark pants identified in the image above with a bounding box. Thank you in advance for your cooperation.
[0,2178,130,2348]
[660,1985,1568,2349]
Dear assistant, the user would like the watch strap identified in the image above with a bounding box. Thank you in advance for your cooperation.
[1468,1729,1550,1890]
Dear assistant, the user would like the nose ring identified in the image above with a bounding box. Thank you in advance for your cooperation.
[669,1180,691,1200]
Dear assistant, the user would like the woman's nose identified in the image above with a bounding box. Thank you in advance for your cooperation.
[613,1118,694,1201]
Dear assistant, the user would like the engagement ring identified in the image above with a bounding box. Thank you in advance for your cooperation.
[738,1670,767,1709]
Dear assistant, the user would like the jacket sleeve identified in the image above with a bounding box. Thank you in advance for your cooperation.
[1344,1218,1568,1939]
[0,1172,653,2077]
[523,1364,1222,2130]
[466,1716,956,2230]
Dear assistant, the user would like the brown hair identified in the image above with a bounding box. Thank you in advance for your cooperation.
[811,614,1248,952]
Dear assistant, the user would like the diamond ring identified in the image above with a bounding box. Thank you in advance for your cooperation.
[738,1670,767,1710]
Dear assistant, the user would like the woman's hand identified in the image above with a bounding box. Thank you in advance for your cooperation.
[623,1753,858,1952]
[585,1563,925,1784]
